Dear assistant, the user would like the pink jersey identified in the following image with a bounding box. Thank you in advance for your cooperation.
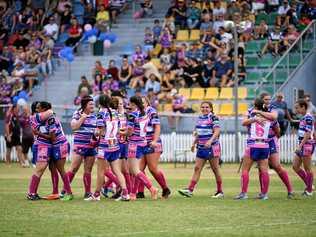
[72,110,97,148]
[298,113,314,143]
[118,111,128,144]
[145,106,161,143]
[97,108,120,152]
[30,113,54,146]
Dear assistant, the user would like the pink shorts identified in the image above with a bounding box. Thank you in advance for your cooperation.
[296,143,315,157]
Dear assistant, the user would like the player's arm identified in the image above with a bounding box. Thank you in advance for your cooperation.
[71,112,88,131]
[253,110,277,121]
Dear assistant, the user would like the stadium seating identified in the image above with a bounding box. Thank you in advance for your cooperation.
[190,88,205,100]
[176,30,189,41]
[178,88,191,99]
[237,87,247,99]
[189,30,200,41]
[204,87,219,100]
[219,88,233,100]
[218,103,234,116]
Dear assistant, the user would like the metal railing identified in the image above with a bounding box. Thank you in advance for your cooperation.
[1,134,315,164]
[255,20,316,97]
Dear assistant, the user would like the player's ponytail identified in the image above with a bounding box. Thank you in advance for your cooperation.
[130,96,145,116]
[39,101,52,111]
[99,94,113,121]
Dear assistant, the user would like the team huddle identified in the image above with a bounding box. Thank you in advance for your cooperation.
[27,92,315,201]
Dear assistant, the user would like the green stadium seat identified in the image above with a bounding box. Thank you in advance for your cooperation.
[303,41,314,52]
[267,12,278,25]
[289,54,301,67]
[244,72,261,84]
[255,13,268,25]
[247,88,256,100]
[258,55,274,68]
[245,41,260,54]
[246,57,258,68]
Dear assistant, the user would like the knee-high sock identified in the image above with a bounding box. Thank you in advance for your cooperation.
[259,171,263,193]
[295,168,308,186]
[66,171,75,183]
[28,175,40,194]
[306,172,314,193]
[137,180,145,193]
[83,172,91,193]
[104,170,120,187]
[136,172,153,190]
[152,171,168,190]
[216,177,223,193]
[241,171,249,193]
[62,174,72,194]
[131,175,140,195]
[188,180,197,192]
[51,168,59,194]
[123,172,132,193]
[260,171,270,195]
[278,169,293,193]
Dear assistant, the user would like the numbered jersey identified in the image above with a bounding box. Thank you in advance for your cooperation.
[145,106,161,143]
[298,113,314,142]
[97,109,120,152]
[72,110,97,148]
[118,112,128,144]
[195,113,220,148]
[127,110,150,146]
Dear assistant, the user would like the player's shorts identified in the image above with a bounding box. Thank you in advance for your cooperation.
[51,142,70,161]
[32,144,52,163]
[143,142,163,155]
[245,142,270,161]
[196,143,221,160]
[73,145,97,157]
[127,143,146,159]
[268,137,279,155]
[22,137,34,154]
[119,143,128,159]
[296,142,315,158]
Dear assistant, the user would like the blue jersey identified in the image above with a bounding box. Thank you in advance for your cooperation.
[195,113,220,148]
[145,106,160,143]
[127,110,150,146]
[298,113,314,142]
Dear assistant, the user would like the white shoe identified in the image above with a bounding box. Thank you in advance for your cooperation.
[302,190,313,197]
[84,194,100,201]
[212,192,224,199]
[115,195,130,201]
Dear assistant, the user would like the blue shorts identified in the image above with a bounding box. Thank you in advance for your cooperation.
[196,143,221,160]
[249,147,270,161]
[105,149,121,162]
[73,146,97,157]
[32,144,52,164]
[127,143,146,159]
[268,137,279,155]
[119,143,128,159]
[143,142,163,155]
[51,142,70,161]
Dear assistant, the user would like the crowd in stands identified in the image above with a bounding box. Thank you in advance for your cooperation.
[0,0,130,107]
[74,0,316,114]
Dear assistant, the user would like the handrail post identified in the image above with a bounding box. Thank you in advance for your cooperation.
[286,51,290,78]
[300,37,303,62]
[273,69,276,96]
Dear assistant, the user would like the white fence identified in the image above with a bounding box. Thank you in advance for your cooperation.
[0,134,315,164]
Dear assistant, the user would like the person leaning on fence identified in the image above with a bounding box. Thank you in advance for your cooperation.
[178,101,224,199]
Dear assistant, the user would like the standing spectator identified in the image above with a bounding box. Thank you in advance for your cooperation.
[4,105,25,166]
[141,0,153,17]
[186,0,201,29]
[19,104,33,167]
[109,0,128,24]
[304,94,316,116]
[152,19,162,45]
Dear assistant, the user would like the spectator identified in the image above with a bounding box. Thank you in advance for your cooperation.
[200,27,216,53]
[251,0,266,14]
[213,13,225,33]
[57,0,72,14]
[166,0,187,29]
[258,25,283,57]
[147,88,159,109]
[304,94,316,115]
[277,0,291,26]
[92,60,106,78]
[202,58,214,87]
[109,0,128,24]
[186,0,201,29]
[211,53,233,87]
[168,88,186,131]
[4,105,25,166]
[107,59,119,81]
[159,27,173,49]
[158,65,175,101]
[152,19,162,45]
[93,74,104,97]
[212,0,227,20]
[65,18,82,52]
[283,24,299,48]
[267,0,280,13]
[19,103,33,167]
[200,13,213,33]
[144,27,154,46]
[0,72,13,104]
[186,42,203,59]
[227,0,241,20]
[162,16,176,35]
[145,73,160,94]
[84,3,96,25]
[74,86,89,105]
[43,16,59,41]
[129,59,145,89]
[141,0,153,17]
[182,58,204,87]
[102,74,119,95]
[118,56,132,89]
[96,4,110,32]
[77,75,92,95]
[132,45,146,65]
[271,92,295,136]
[60,4,72,33]
[254,20,269,39]
[160,48,172,69]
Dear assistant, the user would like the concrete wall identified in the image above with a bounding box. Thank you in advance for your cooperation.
[280,50,316,108]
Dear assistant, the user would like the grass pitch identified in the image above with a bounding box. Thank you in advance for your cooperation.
[0,163,316,237]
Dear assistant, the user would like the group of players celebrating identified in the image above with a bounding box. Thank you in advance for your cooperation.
[27,92,315,201]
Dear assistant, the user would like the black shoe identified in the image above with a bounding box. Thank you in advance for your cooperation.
[27,193,41,201]
[136,192,145,199]
[111,190,122,199]
[83,192,92,199]
[162,188,171,199]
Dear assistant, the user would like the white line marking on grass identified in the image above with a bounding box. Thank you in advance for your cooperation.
[88,220,316,237]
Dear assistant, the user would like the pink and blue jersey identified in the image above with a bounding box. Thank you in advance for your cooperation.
[127,110,150,147]
[72,110,97,148]
[145,106,161,143]
[30,113,54,146]
[195,113,220,149]
[97,109,120,152]
[298,113,314,143]
[118,112,128,144]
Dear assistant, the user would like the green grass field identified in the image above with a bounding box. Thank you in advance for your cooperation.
[1,163,316,237]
